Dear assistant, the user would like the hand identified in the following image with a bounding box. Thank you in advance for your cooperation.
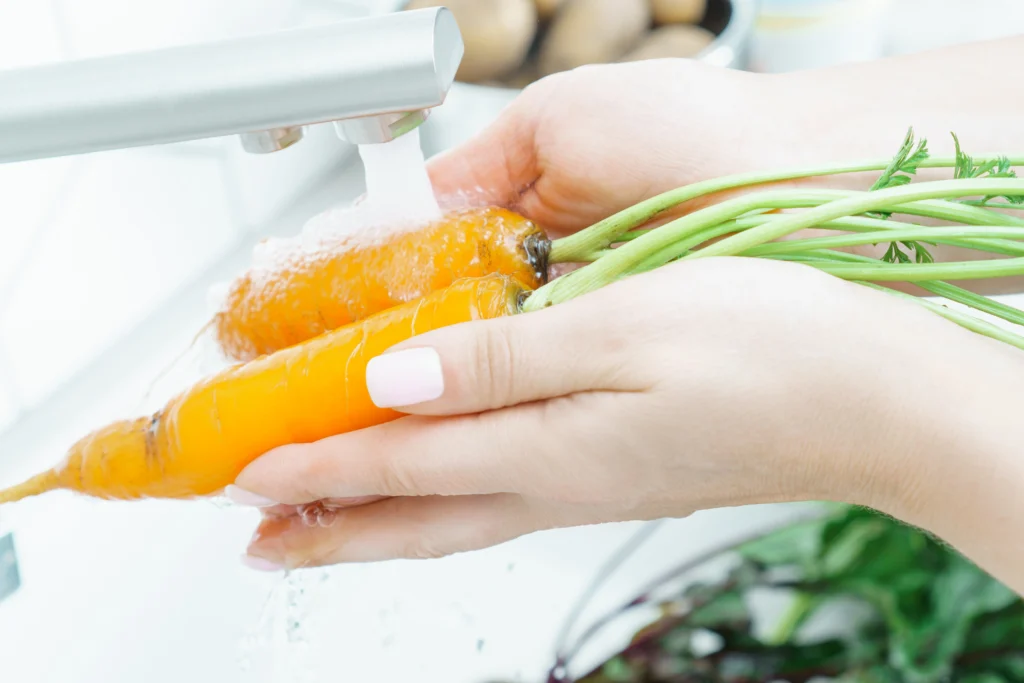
[427,57,1024,294]
[230,257,985,571]
[425,59,787,237]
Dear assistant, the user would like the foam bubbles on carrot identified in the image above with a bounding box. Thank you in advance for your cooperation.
[239,127,445,284]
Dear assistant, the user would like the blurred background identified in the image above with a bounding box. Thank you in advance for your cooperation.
[1,1,1023,681]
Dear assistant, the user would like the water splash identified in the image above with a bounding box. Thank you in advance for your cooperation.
[239,127,443,290]
[237,569,333,683]
[358,127,440,223]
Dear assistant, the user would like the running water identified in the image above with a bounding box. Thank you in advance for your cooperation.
[237,569,330,683]
[205,126,443,322]
[286,126,442,255]
[356,126,441,224]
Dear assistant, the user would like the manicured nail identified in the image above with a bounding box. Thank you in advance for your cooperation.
[242,554,284,572]
[366,347,444,408]
[225,485,276,508]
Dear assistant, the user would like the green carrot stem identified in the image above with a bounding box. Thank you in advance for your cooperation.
[628,223,738,274]
[612,216,1024,258]
[920,281,1024,328]
[760,191,1024,228]
[857,283,1024,351]
[686,179,1024,260]
[630,221,1024,269]
[803,256,1024,282]
[738,215,1024,257]
[742,226,1024,257]
[549,156,1024,262]
[770,249,1024,329]
[525,179,1024,311]
[577,192,1024,262]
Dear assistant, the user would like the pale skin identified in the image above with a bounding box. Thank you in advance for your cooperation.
[228,37,1024,595]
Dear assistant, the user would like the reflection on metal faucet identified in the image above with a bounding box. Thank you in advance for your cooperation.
[0,7,464,164]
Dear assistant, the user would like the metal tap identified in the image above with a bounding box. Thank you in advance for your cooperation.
[0,7,464,163]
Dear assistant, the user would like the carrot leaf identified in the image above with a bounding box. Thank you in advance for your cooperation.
[870,127,930,193]
[952,132,1024,207]
[868,129,936,263]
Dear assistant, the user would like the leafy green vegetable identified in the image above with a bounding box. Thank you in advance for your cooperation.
[561,504,1022,683]
[738,518,824,568]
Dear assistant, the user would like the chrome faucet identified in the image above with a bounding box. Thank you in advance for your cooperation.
[0,7,464,163]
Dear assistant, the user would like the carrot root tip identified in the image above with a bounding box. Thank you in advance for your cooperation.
[0,470,61,504]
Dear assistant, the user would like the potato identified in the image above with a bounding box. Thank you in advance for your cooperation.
[405,0,537,83]
[620,24,715,61]
[534,0,567,20]
[538,0,651,77]
[651,0,707,25]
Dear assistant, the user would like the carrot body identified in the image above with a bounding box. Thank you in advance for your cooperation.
[215,206,548,361]
[0,275,527,503]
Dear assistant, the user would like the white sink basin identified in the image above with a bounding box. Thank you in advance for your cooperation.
[0,481,816,683]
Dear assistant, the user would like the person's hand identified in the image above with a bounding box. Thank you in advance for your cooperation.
[424,59,789,238]
[229,256,1009,571]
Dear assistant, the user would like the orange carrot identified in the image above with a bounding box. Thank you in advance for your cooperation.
[214,206,549,361]
[0,275,528,504]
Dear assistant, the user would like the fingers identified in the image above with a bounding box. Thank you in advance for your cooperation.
[364,293,646,417]
[233,385,633,506]
[232,282,658,507]
[244,493,547,569]
[234,401,549,505]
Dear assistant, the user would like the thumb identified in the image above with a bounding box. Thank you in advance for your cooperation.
[364,295,641,416]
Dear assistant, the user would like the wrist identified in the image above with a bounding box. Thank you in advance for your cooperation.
[773,281,1019,517]
[834,298,1024,588]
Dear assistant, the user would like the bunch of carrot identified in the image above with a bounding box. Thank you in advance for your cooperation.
[3,128,1024,505]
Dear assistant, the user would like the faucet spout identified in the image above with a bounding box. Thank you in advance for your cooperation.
[0,7,464,163]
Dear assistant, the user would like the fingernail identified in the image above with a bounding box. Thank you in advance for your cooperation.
[242,555,284,572]
[226,485,277,508]
[366,347,444,408]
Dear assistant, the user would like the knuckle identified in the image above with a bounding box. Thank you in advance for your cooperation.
[468,325,519,408]
[375,454,421,497]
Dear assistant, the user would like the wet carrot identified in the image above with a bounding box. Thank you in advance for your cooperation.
[214,206,549,361]
[0,275,528,504]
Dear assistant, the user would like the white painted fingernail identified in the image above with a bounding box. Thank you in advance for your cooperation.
[366,347,445,408]
[225,485,276,507]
